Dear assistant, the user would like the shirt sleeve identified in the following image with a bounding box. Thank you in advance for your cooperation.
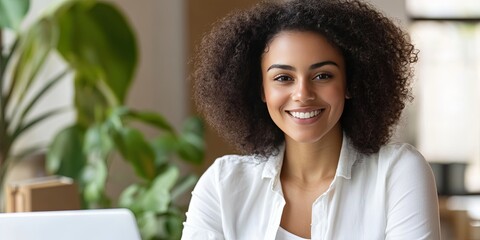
[384,144,441,240]
[181,160,225,240]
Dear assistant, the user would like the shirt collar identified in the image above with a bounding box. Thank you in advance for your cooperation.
[336,133,359,179]
[261,143,285,179]
[261,132,360,180]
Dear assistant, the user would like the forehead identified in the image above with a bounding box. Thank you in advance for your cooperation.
[262,30,344,67]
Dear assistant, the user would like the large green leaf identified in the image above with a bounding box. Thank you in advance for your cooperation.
[82,155,108,206]
[84,123,113,158]
[136,211,160,240]
[118,183,143,211]
[73,74,110,126]
[108,106,174,132]
[46,124,86,180]
[182,117,204,138]
[54,1,137,103]
[150,133,177,167]
[177,117,205,164]
[126,110,174,132]
[177,134,204,165]
[140,166,179,213]
[0,0,29,30]
[113,127,156,180]
[81,124,113,207]
[165,213,184,240]
[120,166,179,214]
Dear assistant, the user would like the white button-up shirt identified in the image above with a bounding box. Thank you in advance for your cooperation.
[182,136,441,240]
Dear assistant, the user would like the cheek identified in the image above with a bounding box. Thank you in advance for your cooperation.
[263,89,289,119]
[331,80,347,97]
[261,83,275,103]
[263,92,279,111]
[263,85,283,105]
[323,85,346,107]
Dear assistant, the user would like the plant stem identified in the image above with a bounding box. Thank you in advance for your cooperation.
[0,29,4,97]
[0,29,4,169]
[0,156,7,212]
[0,29,9,210]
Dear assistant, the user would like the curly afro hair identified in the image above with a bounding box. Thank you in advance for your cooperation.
[193,0,418,156]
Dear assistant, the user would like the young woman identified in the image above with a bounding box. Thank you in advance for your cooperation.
[182,0,441,239]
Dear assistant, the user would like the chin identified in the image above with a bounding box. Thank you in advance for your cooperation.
[288,133,327,144]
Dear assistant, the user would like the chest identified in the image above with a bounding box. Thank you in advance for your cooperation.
[280,177,334,237]
[220,175,388,240]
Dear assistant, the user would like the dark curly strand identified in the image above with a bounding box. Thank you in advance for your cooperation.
[193,0,418,156]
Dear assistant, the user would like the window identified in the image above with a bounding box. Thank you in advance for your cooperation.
[407,0,480,192]
[407,0,480,19]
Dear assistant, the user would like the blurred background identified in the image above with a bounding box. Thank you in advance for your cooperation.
[3,0,480,239]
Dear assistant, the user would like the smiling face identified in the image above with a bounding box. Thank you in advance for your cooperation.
[261,31,347,144]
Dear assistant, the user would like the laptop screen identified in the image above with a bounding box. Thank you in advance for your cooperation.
[0,208,141,240]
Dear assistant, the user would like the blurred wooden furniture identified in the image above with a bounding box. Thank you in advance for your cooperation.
[439,196,480,240]
[5,176,81,213]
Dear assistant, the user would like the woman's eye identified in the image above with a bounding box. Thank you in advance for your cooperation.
[274,75,292,82]
[313,73,332,80]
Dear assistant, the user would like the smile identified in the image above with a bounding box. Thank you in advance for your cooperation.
[288,110,322,119]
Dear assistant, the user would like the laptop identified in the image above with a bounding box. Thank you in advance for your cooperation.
[0,208,142,240]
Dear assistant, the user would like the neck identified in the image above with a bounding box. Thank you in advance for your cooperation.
[282,124,343,184]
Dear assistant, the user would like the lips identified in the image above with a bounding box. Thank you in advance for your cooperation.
[287,109,324,119]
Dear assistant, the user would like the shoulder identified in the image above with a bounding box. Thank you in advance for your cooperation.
[376,144,441,238]
[373,142,435,189]
[353,141,428,172]
[377,142,429,171]
[354,142,432,182]
[378,142,423,160]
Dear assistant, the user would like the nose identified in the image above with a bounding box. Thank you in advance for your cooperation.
[291,80,315,102]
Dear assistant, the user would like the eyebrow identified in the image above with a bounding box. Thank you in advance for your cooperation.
[267,61,339,71]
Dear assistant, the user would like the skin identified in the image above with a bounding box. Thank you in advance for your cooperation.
[261,30,348,238]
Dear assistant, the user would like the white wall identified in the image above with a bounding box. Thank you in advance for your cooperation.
[103,0,188,199]
[368,0,408,26]
[109,0,187,126]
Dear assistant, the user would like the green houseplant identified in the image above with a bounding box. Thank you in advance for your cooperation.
[0,0,61,207]
[0,0,139,204]
[0,0,204,239]
[48,105,204,240]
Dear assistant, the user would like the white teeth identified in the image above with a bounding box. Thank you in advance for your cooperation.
[289,110,321,119]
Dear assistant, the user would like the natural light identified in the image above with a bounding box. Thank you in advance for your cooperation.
[407,0,480,192]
